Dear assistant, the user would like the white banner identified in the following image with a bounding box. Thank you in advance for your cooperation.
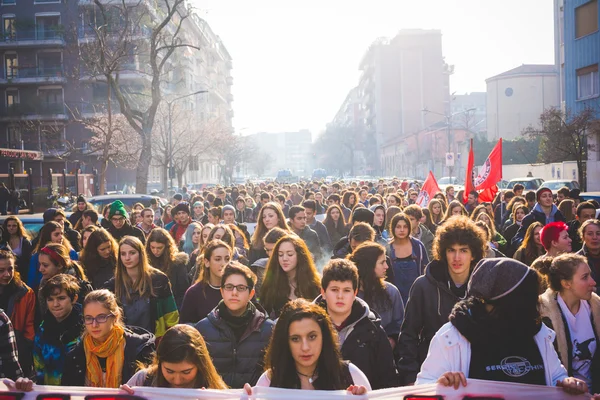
[1,379,592,400]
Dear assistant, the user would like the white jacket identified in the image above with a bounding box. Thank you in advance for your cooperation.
[415,322,568,386]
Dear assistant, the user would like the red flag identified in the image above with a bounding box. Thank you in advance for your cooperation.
[478,185,499,202]
[463,139,475,204]
[474,138,503,192]
[416,171,441,207]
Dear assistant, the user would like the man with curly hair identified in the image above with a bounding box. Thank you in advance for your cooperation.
[396,216,486,385]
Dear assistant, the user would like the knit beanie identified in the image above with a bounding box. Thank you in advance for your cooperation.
[352,208,374,226]
[77,195,86,204]
[536,187,552,202]
[222,205,236,215]
[173,193,183,201]
[468,258,531,301]
[108,200,128,219]
[171,201,191,218]
[43,208,58,223]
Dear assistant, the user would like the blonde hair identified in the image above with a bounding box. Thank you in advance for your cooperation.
[82,289,125,337]
[115,236,156,302]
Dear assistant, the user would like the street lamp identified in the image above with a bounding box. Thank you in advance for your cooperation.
[165,89,208,193]
[421,107,476,181]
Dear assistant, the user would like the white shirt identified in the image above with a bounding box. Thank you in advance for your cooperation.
[557,294,597,387]
[255,363,371,390]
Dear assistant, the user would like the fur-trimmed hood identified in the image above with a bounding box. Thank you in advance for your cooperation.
[539,288,600,371]
[174,251,189,266]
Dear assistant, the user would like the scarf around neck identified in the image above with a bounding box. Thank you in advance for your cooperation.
[83,324,125,388]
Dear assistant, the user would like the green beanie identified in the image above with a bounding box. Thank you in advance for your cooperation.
[109,200,128,219]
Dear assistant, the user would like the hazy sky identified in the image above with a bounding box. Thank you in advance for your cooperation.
[194,0,555,136]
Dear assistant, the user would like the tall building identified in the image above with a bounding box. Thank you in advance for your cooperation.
[558,0,600,189]
[0,0,232,190]
[486,64,559,141]
[356,29,450,177]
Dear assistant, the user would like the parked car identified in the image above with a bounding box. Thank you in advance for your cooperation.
[580,192,600,203]
[539,180,580,193]
[507,177,545,191]
[87,194,167,214]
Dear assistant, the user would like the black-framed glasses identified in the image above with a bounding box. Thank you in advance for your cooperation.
[222,284,249,292]
[84,313,114,325]
[111,217,125,222]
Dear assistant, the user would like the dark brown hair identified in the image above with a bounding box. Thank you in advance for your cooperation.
[321,258,359,291]
[433,216,486,265]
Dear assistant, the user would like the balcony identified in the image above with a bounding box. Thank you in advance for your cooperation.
[77,25,152,42]
[0,103,68,121]
[0,29,65,48]
[1,66,65,84]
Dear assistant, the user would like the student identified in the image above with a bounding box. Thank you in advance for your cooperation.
[288,205,322,262]
[79,225,99,255]
[416,259,588,397]
[146,228,190,309]
[348,242,404,345]
[538,254,600,392]
[540,221,573,258]
[136,208,157,239]
[577,219,600,291]
[169,202,193,243]
[34,208,81,253]
[402,205,434,260]
[569,202,598,252]
[425,199,445,235]
[0,308,23,380]
[514,187,566,247]
[80,229,118,289]
[396,216,486,385]
[2,216,33,278]
[259,235,321,318]
[120,324,227,391]
[28,221,79,288]
[195,262,274,388]
[302,199,332,254]
[249,298,369,394]
[37,244,92,320]
[0,250,35,376]
[315,259,398,389]
[106,200,146,244]
[502,204,529,255]
[180,240,232,323]
[514,222,546,266]
[61,289,155,387]
[332,209,376,259]
[387,213,428,305]
[181,222,203,258]
[441,200,468,223]
[104,237,179,340]
[34,274,83,385]
[323,204,348,247]
[250,227,288,296]
[249,202,290,264]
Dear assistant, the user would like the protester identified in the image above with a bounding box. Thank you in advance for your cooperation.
[181,222,203,258]
[121,324,227,391]
[250,298,370,393]
[34,274,83,385]
[540,221,573,258]
[106,201,146,244]
[288,205,322,262]
[416,258,589,397]
[425,199,444,235]
[577,219,600,292]
[28,221,79,287]
[315,259,398,389]
[169,202,193,243]
[570,202,598,252]
[180,240,231,323]
[79,229,117,289]
[332,208,375,259]
[192,201,209,225]
[402,205,434,259]
[68,196,91,227]
[323,204,348,246]
[104,237,179,339]
[136,208,157,239]
[303,199,332,254]
[348,242,404,344]
[442,200,468,223]
[513,221,546,266]
[146,229,190,308]
[79,225,99,254]
[0,308,23,379]
[194,262,274,388]
[259,235,321,318]
[250,227,288,295]
[0,250,35,376]
[36,209,81,253]
[61,289,155,387]
[2,216,33,278]
[396,216,485,385]
[387,213,428,305]
[249,202,290,264]
[514,187,566,247]
[502,204,529,255]
[538,254,600,392]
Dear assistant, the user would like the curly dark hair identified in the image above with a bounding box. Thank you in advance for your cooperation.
[432,216,486,264]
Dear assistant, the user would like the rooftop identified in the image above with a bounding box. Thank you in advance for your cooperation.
[486,64,558,82]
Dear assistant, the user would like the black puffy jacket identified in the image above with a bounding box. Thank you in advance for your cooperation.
[194,303,274,388]
[107,221,146,244]
[315,295,398,389]
[396,259,464,385]
[61,326,155,386]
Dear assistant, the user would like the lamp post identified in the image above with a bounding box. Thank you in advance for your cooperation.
[421,107,476,181]
[165,89,208,194]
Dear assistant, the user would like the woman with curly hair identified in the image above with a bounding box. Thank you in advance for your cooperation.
[259,235,321,318]
[146,228,190,309]
[396,216,486,385]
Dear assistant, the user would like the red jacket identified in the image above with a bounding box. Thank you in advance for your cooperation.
[170,221,190,243]
[8,283,35,342]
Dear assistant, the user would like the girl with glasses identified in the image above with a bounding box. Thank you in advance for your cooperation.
[61,289,155,387]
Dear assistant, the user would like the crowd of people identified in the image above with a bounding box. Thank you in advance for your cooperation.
[0,179,599,397]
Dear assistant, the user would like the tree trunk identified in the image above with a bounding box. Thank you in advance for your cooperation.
[135,126,152,194]
[578,159,587,192]
[177,171,183,189]
[99,159,108,195]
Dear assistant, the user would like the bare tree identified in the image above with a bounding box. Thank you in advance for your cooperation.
[523,107,600,191]
[78,0,202,193]
[215,133,255,186]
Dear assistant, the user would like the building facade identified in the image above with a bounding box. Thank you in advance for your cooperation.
[244,130,313,178]
[486,64,559,141]
[560,0,600,190]
[0,0,232,191]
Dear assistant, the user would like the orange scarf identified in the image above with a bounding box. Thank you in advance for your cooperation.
[83,325,125,388]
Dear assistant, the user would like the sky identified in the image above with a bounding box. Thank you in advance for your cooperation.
[193,0,555,137]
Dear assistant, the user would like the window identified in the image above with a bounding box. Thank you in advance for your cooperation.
[3,16,16,40]
[35,14,61,40]
[1,0,16,5]
[7,126,21,148]
[575,0,598,39]
[6,89,19,107]
[4,54,18,79]
[577,64,599,100]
